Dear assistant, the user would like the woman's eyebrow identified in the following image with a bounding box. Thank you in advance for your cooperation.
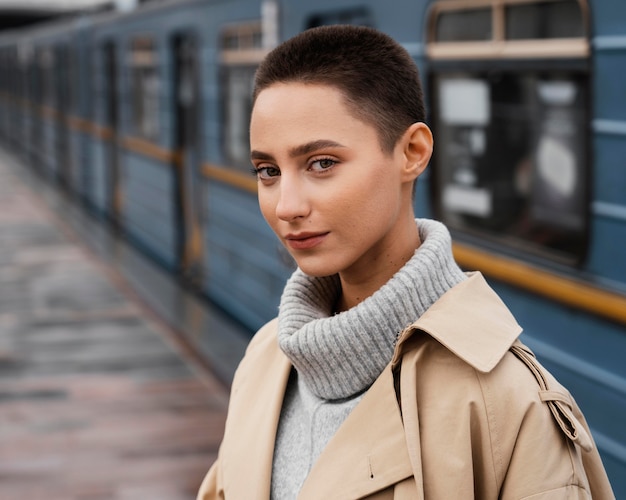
[288,140,346,158]
[250,140,346,162]
[250,150,275,161]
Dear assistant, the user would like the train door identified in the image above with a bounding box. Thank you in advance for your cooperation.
[172,34,203,283]
[55,44,71,190]
[102,41,122,224]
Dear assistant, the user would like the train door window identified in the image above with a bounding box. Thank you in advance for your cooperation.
[129,37,160,141]
[427,0,590,264]
[220,21,267,171]
[1,50,8,94]
[0,50,6,95]
[0,50,5,92]
[40,48,55,108]
[67,47,79,115]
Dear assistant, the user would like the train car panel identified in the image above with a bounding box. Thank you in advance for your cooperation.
[590,0,626,44]
[586,214,626,285]
[40,116,57,177]
[122,150,179,268]
[89,137,111,214]
[593,132,626,207]
[593,49,626,122]
[204,178,292,330]
[68,128,83,194]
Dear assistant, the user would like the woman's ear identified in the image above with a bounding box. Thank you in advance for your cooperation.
[402,122,433,182]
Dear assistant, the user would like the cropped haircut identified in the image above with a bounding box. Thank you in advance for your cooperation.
[253,25,426,154]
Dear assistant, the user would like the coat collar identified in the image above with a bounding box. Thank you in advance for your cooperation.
[393,272,522,373]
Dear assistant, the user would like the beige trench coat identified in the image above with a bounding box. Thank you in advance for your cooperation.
[198,273,614,499]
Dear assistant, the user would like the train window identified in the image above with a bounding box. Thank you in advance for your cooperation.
[506,1,584,40]
[129,37,160,141]
[427,0,590,264]
[67,48,79,114]
[435,8,492,42]
[306,7,373,29]
[0,50,7,96]
[220,22,267,171]
[0,50,6,94]
[40,48,55,106]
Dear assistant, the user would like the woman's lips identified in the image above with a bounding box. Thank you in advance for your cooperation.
[285,232,329,250]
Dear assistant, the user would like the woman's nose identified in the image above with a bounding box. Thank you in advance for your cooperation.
[275,177,310,222]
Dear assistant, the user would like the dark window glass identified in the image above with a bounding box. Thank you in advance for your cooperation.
[252,31,263,49]
[306,7,372,29]
[221,23,263,51]
[40,48,55,106]
[56,46,72,113]
[220,23,263,170]
[435,8,492,42]
[69,49,79,113]
[129,38,160,140]
[0,51,5,93]
[221,65,256,170]
[506,0,584,40]
[432,71,588,262]
[223,33,239,50]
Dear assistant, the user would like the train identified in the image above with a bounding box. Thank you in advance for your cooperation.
[0,0,624,495]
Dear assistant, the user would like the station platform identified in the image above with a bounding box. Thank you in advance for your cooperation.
[0,148,251,500]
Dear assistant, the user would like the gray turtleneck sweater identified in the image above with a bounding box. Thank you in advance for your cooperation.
[271,219,467,499]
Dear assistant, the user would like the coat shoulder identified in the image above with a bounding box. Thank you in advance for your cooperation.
[229,317,284,394]
[248,317,279,352]
[399,335,612,498]
[405,334,570,420]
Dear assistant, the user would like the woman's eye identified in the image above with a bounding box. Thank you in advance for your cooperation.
[253,166,281,180]
[310,158,337,172]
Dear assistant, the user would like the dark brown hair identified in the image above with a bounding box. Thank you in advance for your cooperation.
[253,25,426,154]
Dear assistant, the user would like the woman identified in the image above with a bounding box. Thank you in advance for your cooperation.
[198,25,613,499]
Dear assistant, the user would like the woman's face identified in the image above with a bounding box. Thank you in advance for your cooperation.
[250,82,421,281]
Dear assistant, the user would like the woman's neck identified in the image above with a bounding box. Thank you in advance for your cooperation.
[336,218,421,313]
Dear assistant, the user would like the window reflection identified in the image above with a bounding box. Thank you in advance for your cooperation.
[506,0,585,40]
[433,71,587,259]
[129,38,160,141]
[435,8,492,42]
[220,22,265,171]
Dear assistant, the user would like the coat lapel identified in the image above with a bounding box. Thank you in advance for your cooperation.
[298,364,415,499]
[220,320,292,499]
[393,272,522,373]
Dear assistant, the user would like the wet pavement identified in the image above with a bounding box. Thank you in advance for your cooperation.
[0,149,251,500]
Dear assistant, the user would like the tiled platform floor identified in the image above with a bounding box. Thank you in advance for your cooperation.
[0,151,245,499]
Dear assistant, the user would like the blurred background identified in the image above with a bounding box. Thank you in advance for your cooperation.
[0,0,624,498]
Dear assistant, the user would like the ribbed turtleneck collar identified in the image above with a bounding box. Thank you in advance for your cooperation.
[277,219,466,400]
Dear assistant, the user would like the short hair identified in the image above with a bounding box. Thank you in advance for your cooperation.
[253,25,426,154]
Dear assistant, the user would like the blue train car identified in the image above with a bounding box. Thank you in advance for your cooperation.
[0,0,624,495]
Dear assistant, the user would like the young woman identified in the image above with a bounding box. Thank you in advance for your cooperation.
[198,25,613,499]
